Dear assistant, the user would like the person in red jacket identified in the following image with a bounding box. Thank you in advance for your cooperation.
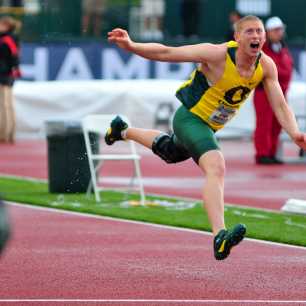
[253,16,293,164]
[0,16,21,144]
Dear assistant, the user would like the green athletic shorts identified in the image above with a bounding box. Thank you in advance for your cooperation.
[172,105,220,164]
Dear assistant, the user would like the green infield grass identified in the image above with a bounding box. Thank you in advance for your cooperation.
[1,176,306,247]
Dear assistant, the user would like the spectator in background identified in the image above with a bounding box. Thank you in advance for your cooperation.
[0,199,10,256]
[0,15,21,144]
[227,10,242,41]
[10,0,23,6]
[140,0,165,40]
[181,0,200,39]
[253,17,293,164]
[81,0,106,37]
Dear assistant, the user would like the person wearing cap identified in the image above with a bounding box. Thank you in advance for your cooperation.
[253,16,293,164]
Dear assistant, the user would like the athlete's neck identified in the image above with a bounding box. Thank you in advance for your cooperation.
[235,48,258,70]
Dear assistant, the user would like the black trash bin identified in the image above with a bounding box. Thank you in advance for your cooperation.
[46,120,99,193]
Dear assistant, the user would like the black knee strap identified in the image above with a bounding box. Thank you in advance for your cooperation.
[152,133,190,164]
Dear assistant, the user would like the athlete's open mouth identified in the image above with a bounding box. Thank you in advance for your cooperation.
[250,42,260,49]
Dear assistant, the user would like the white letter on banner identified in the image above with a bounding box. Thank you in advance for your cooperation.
[156,62,194,79]
[56,48,93,80]
[20,47,48,81]
[102,49,149,79]
[299,51,306,82]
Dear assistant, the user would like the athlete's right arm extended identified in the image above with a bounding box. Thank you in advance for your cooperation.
[108,28,222,63]
[262,55,306,150]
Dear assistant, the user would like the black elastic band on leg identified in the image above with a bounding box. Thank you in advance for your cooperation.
[152,133,190,164]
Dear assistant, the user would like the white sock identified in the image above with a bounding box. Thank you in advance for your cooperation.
[121,128,128,140]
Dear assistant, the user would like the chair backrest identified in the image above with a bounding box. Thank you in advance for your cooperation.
[81,113,145,204]
[82,114,137,155]
[82,114,131,135]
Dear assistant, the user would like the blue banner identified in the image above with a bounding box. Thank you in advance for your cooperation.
[20,42,196,81]
[19,42,306,82]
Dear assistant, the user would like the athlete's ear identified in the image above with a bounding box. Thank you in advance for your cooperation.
[234,30,240,42]
[263,30,266,43]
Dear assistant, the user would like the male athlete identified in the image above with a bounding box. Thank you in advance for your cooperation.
[105,15,306,260]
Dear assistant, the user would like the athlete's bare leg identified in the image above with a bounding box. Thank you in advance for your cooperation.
[125,127,162,149]
[127,127,226,235]
[198,150,226,236]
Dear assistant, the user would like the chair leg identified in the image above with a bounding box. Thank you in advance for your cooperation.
[134,159,145,206]
[128,167,136,190]
[93,161,104,202]
[86,179,93,198]
[92,172,100,202]
[84,131,101,202]
[89,160,100,202]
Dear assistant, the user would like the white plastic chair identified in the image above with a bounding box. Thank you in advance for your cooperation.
[82,114,145,205]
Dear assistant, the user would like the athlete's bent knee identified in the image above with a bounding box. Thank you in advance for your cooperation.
[199,150,226,178]
[152,133,176,163]
[210,163,226,178]
[152,133,190,164]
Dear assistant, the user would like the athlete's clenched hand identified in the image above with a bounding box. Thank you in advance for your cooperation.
[108,28,133,51]
[292,132,306,151]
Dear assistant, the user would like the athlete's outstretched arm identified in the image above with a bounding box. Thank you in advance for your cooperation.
[262,56,306,150]
[107,28,223,63]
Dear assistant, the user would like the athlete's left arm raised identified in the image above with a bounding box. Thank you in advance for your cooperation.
[262,56,306,150]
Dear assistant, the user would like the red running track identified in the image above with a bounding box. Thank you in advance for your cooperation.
[1,140,306,210]
[0,203,306,306]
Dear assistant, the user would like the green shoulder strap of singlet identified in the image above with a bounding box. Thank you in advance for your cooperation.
[227,46,261,68]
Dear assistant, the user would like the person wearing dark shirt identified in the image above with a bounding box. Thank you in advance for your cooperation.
[181,0,200,38]
[226,11,242,41]
[0,16,21,143]
[0,199,10,256]
[11,0,23,6]
[253,17,293,164]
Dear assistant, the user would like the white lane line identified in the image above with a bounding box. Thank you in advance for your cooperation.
[7,201,306,250]
[0,299,305,304]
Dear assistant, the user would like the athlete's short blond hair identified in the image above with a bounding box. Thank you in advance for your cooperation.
[234,15,264,33]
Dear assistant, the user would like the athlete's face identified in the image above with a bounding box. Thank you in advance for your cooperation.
[235,20,266,57]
